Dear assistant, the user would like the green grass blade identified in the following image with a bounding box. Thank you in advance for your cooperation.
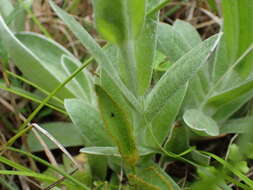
[0,170,56,183]
[0,178,18,190]
[0,155,31,172]
[0,80,66,114]
[3,57,93,148]
[6,71,64,105]
[201,151,253,188]
[6,147,90,190]
[61,55,94,104]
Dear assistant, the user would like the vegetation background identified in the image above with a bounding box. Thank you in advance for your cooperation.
[0,0,253,189]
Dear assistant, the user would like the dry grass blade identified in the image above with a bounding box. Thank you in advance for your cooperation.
[31,123,79,168]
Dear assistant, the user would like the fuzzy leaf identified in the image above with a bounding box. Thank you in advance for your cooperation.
[0,20,74,99]
[173,20,202,47]
[95,85,139,166]
[65,99,112,147]
[50,1,141,111]
[222,0,253,77]
[183,109,219,136]
[145,34,221,121]
[129,163,181,190]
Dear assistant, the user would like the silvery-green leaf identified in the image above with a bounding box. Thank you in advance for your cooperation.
[95,85,139,166]
[0,19,74,99]
[183,109,219,136]
[50,1,141,111]
[173,20,202,47]
[145,34,221,121]
[65,99,112,147]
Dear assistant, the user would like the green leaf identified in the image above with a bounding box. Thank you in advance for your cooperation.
[87,155,107,181]
[207,0,218,12]
[92,0,146,44]
[64,99,112,147]
[129,163,181,190]
[208,78,253,107]
[183,109,219,136]
[0,19,74,99]
[205,80,253,121]
[61,55,94,104]
[92,0,158,95]
[157,22,190,63]
[100,46,133,119]
[134,3,160,95]
[95,85,139,166]
[173,20,202,48]
[202,151,253,188]
[0,0,13,19]
[49,1,141,111]
[0,155,31,172]
[26,122,84,152]
[15,32,79,98]
[222,0,253,77]
[0,170,57,183]
[144,84,188,147]
[0,0,26,32]
[145,34,221,122]
[220,117,253,134]
[7,147,90,190]
[211,88,253,121]
[222,0,239,65]
[212,37,230,82]
[0,177,18,190]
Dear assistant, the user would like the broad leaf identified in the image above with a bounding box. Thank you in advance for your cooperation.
[157,22,190,63]
[0,19,74,99]
[64,99,112,147]
[145,34,221,121]
[183,109,219,136]
[95,85,139,166]
[144,84,188,148]
[16,32,82,98]
[173,19,202,48]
